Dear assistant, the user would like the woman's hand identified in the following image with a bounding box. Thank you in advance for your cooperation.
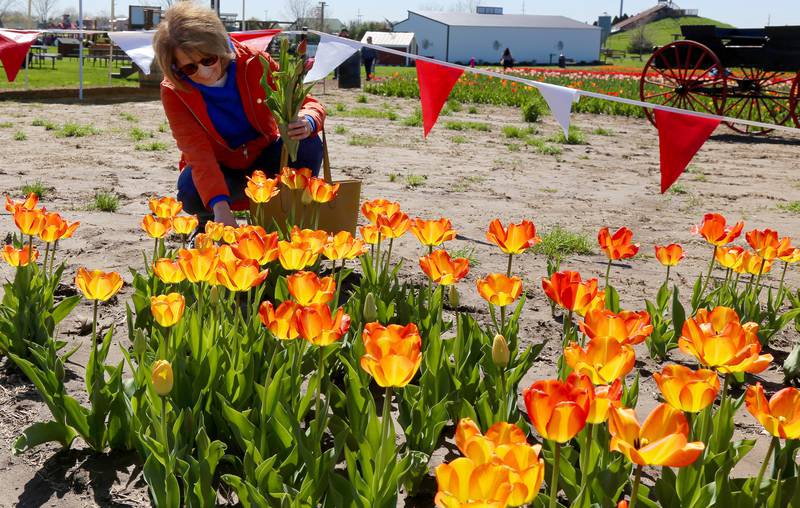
[288,116,313,140]
[212,200,238,227]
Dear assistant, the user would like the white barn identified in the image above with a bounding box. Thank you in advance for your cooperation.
[393,10,602,65]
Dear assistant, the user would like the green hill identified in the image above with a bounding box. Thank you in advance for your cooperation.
[606,16,735,52]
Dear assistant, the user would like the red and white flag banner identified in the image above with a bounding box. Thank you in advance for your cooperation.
[230,29,282,53]
[534,82,578,139]
[415,59,463,137]
[655,109,720,193]
[0,29,39,82]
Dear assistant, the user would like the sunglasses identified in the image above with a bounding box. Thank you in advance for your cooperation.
[173,55,219,77]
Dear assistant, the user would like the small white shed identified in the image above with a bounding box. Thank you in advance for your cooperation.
[393,10,601,65]
[361,31,418,66]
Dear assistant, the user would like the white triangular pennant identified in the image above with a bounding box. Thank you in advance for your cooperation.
[108,30,155,75]
[535,82,579,138]
[0,29,40,44]
[304,33,361,83]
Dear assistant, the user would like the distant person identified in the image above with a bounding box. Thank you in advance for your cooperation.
[469,57,476,68]
[362,36,377,81]
[338,28,350,39]
[558,52,566,68]
[501,48,514,71]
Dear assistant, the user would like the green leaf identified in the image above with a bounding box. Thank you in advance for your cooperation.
[14,421,78,453]
[51,295,81,325]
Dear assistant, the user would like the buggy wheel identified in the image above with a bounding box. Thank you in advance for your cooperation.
[640,40,727,127]
[722,67,797,135]
[790,72,800,128]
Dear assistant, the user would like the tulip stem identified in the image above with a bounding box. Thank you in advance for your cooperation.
[43,242,50,272]
[630,464,643,508]
[152,238,158,272]
[604,259,612,288]
[160,396,172,474]
[500,305,506,333]
[549,442,561,508]
[314,347,325,441]
[506,254,513,278]
[665,266,671,288]
[384,238,394,274]
[754,436,778,502]
[27,235,33,262]
[778,261,789,300]
[499,368,507,419]
[700,246,717,297]
[333,260,344,309]
[754,258,767,293]
[49,241,57,274]
[90,300,100,407]
[580,424,594,490]
[374,386,393,496]
[374,233,382,275]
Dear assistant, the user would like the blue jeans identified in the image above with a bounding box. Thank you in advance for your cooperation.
[177,135,323,221]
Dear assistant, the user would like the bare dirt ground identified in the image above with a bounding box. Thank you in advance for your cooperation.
[0,82,799,506]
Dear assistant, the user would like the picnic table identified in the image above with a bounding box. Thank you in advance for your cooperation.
[25,46,59,69]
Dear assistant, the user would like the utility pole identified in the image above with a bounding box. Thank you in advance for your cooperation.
[242,0,246,31]
[27,0,31,27]
[357,9,363,24]
[619,0,623,18]
[521,1,525,15]
[318,1,327,32]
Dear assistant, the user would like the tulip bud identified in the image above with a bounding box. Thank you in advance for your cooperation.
[363,292,378,322]
[133,329,146,357]
[448,285,460,308]
[152,360,174,396]
[209,285,220,307]
[784,343,800,383]
[492,334,510,368]
[55,359,65,382]
[301,188,313,205]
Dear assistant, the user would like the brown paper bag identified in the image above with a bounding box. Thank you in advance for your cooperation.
[251,130,362,234]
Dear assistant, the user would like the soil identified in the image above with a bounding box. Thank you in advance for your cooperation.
[0,81,799,506]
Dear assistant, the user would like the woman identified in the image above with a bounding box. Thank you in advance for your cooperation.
[153,2,326,229]
[500,48,514,71]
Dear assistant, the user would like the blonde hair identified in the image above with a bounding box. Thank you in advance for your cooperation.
[153,2,232,89]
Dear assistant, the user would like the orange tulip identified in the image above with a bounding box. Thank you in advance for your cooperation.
[322,231,368,260]
[678,306,772,374]
[259,300,302,340]
[171,215,199,236]
[359,322,422,387]
[13,208,45,237]
[150,293,186,327]
[653,364,720,413]
[579,309,653,346]
[289,227,328,254]
[5,193,39,213]
[608,403,704,467]
[75,267,123,301]
[542,271,599,314]
[215,258,269,292]
[420,250,470,286]
[287,271,335,306]
[745,383,800,440]
[220,225,237,244]
[2,245,38,267]
[715,245,744,269]
[304,177,340,203]
[485,219,541,255]
[205,221,225,242]
[177,247,219,283]
[141,214,172,239]
[279,167,312,190]
[410,218,457,247]
[587,380,623,424]
[564,336,636,385]
[776,238,800,263]
[297,303,350,346]
[477,273,522,307]
[746,228,780,260]
[523,373,594,443]
[434,457,512,508]
[245,174,280,203]
[277,240,319,271]
[377,210,410,239]
[359,224,380,244]
[194,233,213,249]
[735,250,773,275]
[151,360,174,396]
[38,212,79,243]
[598,227,639,260]
[780,248,800,264]
[360,198,401,224]
[232,229,279,265]
[495,443,545,506]
[581,290,606,317]
[691,213,743,246]
[152,258,186,284]
[455,418,528,464]
[148,197,182,219]
[654,244,684,267]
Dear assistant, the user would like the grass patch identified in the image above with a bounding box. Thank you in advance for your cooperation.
[0,121,13,128]
[507,143,520,152]
[135,141,169,151]
[547,126,586,145]
[130,127,153,142]
[119,111,138,122]
[340,107,397,120]
[593,127,614,136]
[402,108,423,127]
[526,138,563,155]
[158,122,169,133]
[56,122,98,138]
[533,225,594,259]
[445,121,490,132]
[452,175,486,192]
[356,94,368,103]
[91,190,119,212]
[467,105,479,114]
[778,201,800,214]
[502,125,536,139]
[445,99,463,113]
[21,181,47,197]
[451,135,468,144]
[405,174,427,188]
[694,174,708,182]
[348,134,380,147]
[32,118,57,130]
[333,125,348,135]
[449,246,479,267]
[14,131,27,141]
[668,183,689,195]
[388,173,399,183]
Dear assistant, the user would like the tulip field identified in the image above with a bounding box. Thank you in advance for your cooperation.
[1,89,800,507]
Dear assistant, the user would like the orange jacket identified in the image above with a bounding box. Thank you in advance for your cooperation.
[161,39,326,207]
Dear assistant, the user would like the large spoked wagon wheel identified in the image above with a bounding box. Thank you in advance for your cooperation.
[790,72,800,129]
[640,40,727,127]
[722,68,798,135]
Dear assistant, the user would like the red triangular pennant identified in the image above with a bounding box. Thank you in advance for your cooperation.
[416,59,463,137]
[230,29,282,52]
[655,109,720,193]
[0,30,39,82]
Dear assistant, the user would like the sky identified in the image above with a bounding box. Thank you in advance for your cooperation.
[75,0,800,28]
